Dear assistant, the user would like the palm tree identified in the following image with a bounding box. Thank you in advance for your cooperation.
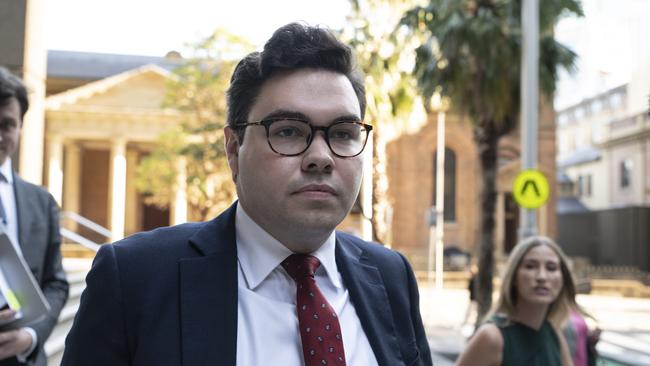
[401,0,582,321]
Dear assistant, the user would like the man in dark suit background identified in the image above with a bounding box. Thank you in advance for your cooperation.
[0,67,69,365]
[62,23,432,366]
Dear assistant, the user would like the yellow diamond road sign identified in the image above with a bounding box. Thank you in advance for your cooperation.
[513,169,550,209]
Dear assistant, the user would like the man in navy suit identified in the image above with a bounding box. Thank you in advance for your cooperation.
[62,23,432,366]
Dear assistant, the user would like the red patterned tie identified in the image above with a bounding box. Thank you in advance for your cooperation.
[282,254,346,366]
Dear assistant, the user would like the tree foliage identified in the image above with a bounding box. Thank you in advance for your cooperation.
[401,0,582,321]
[135,29,253,221]
[343,0,425,244]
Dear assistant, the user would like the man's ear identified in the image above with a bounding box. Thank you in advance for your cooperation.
[224,126,240,182]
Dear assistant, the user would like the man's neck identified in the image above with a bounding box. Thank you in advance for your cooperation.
[237,203,333,254]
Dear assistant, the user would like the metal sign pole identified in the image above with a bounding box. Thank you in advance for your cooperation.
[519,0,539,240]
[434,109,446,290]
[427,220,435,288]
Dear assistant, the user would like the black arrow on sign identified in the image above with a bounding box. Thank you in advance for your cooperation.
[521,180,540,197]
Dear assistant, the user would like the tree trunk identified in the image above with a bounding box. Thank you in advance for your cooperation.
[474,122,501,325]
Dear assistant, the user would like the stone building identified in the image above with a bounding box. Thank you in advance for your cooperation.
[386,104,557,270]
[556,81,650,210]
[43,51,185,243]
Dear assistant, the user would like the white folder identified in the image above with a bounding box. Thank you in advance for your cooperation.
[0,229,50,330]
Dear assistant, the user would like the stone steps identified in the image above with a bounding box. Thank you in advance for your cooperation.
[61,243,97,259]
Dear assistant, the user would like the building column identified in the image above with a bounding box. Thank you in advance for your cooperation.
[170,157,188,225]
[109,138,127,242]
[46,134,63,205]
[18,0,46,184]
[63,142,81,231]
[125,148,139,235]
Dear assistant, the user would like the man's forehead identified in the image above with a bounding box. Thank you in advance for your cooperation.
[0,97,21,115]
[249,69,360,121]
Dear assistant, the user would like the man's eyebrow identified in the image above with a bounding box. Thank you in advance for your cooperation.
[332,114,362,123]
[260,110,362,124]
[259,109,309,121]
[0,117,17,124]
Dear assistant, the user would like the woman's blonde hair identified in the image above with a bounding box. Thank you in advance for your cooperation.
[490,236,579,328]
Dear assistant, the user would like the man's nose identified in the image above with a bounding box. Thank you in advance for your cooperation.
[301,132,334,172]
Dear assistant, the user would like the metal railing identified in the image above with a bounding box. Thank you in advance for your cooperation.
[59,211,112,252]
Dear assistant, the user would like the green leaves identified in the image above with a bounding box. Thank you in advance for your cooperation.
[135,29,254,221]
[401,0,582,128]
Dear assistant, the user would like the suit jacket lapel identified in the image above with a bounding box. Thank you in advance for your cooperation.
[336,236,403,366]
[179,203,238,366]
[12,174,37,267]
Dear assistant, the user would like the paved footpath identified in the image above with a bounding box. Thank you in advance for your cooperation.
[418,286,650,365]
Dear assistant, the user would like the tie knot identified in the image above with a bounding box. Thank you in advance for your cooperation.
[281,254,320,281]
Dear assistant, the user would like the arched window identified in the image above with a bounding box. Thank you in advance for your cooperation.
[432,147,456,222]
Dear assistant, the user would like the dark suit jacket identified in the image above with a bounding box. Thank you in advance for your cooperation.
[62,203,432,366]
[1,174,69,366]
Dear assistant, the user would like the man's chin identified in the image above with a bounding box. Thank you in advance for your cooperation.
[294,208,344,226]
[278,213,341,241]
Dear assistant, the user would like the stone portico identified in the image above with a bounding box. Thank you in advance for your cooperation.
[44,65,187,241]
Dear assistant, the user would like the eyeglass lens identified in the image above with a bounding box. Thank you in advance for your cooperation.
[267,120,368,156]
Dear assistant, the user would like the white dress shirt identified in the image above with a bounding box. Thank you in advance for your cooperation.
[0,158,20,250]
[0,158,38,362]
[235,204,379,366]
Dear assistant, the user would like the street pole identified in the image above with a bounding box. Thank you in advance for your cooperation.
[427,95,447,289]
[427,220,435,288]
[519,0,539,240]
[434,109,446,290]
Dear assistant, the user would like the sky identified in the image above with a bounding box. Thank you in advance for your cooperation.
[554,0,650,109]
[43,0,351,55]
[43,0,649,109]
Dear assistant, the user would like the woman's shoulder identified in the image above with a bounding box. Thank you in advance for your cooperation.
[474,323,504,349]
[455,323,503,366]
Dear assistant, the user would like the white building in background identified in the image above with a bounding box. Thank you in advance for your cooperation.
[556,81,650,211]
[555,0,650,212]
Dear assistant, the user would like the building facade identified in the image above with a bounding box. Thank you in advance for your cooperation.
[386,103,558,269]
[41,51,187,244]
[556,83,650,210]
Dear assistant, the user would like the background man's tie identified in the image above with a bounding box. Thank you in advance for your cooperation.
[282,254,346,366]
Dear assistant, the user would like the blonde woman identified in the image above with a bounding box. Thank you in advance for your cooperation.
[456,236,577,366]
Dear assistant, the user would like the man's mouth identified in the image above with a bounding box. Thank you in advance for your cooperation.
[293,184,337,196]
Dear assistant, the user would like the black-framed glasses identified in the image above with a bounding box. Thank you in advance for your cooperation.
[235,118,373,158]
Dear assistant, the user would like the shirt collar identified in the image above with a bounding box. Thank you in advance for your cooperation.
[0,158,13,183]
[235,203,341,290]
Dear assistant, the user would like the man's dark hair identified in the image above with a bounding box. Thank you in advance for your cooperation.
[0,66,29,119]
[226,22,366,141]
